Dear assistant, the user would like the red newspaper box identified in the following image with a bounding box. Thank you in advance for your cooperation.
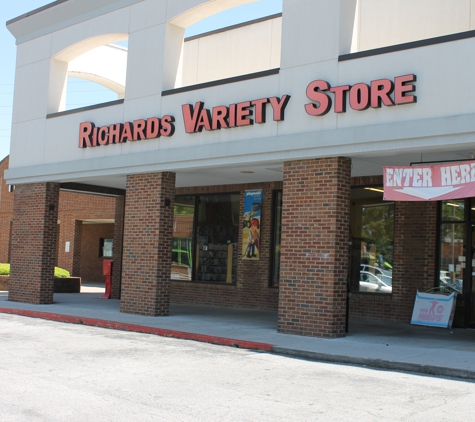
[100,259,113,299]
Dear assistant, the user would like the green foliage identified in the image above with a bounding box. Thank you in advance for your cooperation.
[0,263,10,276]
[54,267,71,278]
[0,263,70,278]
[361,203,395,265]
[441,201,464,222]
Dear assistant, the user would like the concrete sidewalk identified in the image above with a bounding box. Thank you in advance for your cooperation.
[1,288,475,381]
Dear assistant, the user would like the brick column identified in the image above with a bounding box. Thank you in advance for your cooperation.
[71,220,82,277]
[9,182,59,304]
[112,196,125,299]
[392,201,437,321]
[120,172,175,316]
[278,157,351,338]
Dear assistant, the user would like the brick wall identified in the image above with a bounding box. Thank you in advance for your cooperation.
[0,157,14,263]
[0,156,116,282]
[121,172,176,316]
[79,223,115,283]
[0,276,8,291]
[112,196,125,299]
[57,191,116,276]
[171,182,281,310]
[278,157,351,338]
[9,182,59,304]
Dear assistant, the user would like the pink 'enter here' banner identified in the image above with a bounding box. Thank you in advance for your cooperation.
[383,161,475,201]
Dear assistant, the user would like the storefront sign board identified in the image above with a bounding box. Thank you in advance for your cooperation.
[411,291,456,329]
[384,161,475,201]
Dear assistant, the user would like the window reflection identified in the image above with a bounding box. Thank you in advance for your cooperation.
[196,194,239,283]
[171,197,195,281]
[350,188,395,293]
[171,194,239,283]
[439,223,465,294]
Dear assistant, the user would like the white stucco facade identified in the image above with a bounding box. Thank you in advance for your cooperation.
[6,0,475,189]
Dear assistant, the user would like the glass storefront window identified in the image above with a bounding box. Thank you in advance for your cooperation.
[438,222,465,295]
[172,193,239,283]
[271,191,282,287]
[171,196,195,281]
[196,194,239,283]
[441,200,465,222]
[349,187,395,294]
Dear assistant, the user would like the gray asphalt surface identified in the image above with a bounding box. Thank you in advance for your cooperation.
[1,313,475,421]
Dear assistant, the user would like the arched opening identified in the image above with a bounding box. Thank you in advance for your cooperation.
[64,41,128,110]
[50,35,128,113]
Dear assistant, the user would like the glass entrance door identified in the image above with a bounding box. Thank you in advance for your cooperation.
[439,199,475,327]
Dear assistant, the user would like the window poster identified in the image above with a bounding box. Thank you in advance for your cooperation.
[242,189,263,260]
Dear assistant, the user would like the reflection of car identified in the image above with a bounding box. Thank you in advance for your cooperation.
[361,264,392,278]
[359,271,392,293]
[360,264,392,287]
[439,271,462,294]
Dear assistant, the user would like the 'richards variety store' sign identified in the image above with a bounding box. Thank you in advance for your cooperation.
[78,74,416,148]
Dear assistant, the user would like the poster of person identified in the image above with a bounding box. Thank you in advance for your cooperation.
[242,189,263,260]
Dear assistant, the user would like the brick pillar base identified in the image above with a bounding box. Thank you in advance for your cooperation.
[112,196,125,299]
[120,172,175,316]
[278,157,351,338]
[8,182,59,304]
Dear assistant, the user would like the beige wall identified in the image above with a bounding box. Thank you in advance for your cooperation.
[355,0,475,51]
[179,16,281,87]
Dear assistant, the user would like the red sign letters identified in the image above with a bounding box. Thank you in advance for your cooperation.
[78,74,417,148]
[78,116,175,148]
[305,74,417,116]
[181,96,291,134]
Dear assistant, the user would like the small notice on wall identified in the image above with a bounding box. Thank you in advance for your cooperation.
[242,190,263,260]
[411,291,457,329]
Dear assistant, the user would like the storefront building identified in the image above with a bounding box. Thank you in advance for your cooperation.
[6,0,475,337]
[0,156,117,284]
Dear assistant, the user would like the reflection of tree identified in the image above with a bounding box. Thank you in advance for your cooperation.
[361,204,394,265]
[441,202,464,222]
[440,203,464,241]
[175,205,194,215]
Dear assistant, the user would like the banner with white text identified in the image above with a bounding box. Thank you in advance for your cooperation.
[383,161,475,201]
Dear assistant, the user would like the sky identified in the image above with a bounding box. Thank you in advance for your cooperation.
[0,0,282,161]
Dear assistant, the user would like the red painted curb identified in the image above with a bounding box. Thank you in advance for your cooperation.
[0,307,274,352]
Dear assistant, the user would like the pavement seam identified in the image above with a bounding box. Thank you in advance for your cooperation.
[0,307,274,352]
[272,346,475,381]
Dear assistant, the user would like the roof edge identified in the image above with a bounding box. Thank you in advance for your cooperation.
[6,0,68,26]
